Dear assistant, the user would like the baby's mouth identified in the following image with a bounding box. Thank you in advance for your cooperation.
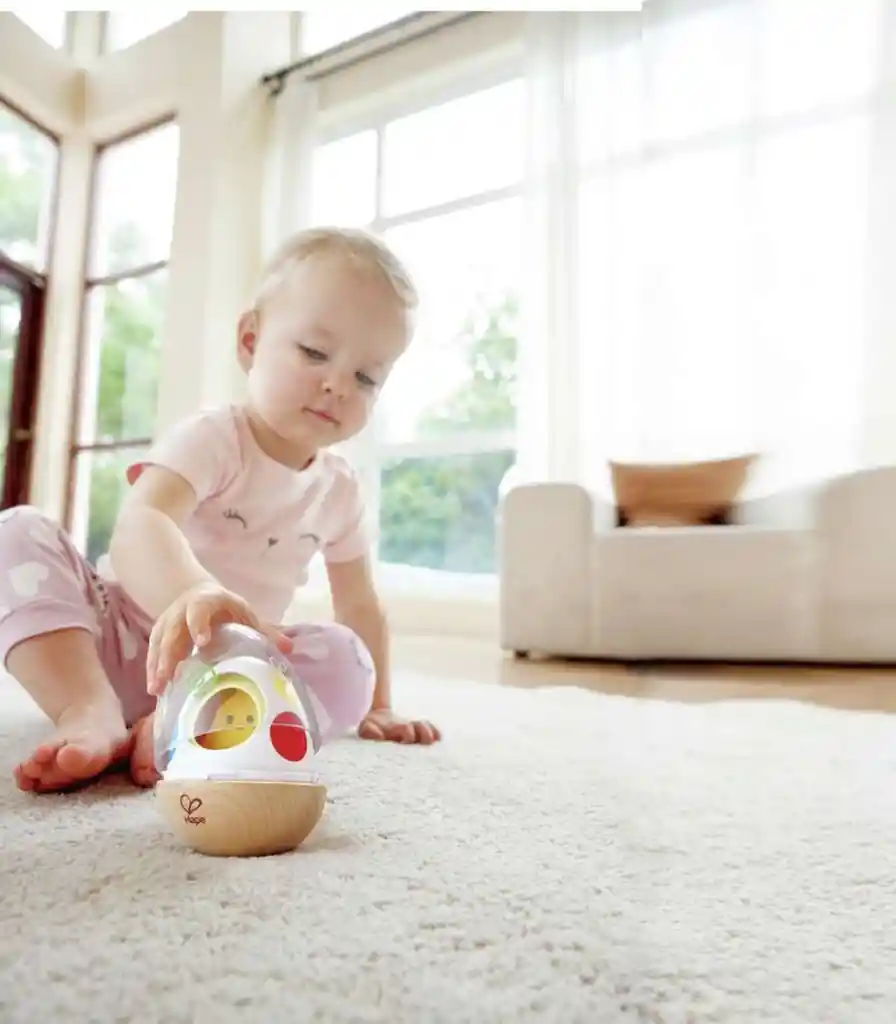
[305,407,339,426]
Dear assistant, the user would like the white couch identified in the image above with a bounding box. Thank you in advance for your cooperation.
[497,466,896,664]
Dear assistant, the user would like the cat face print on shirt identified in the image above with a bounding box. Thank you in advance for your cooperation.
[222,507,321,561]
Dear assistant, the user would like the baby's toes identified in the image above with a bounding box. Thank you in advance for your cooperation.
[16,752,50,784]
[31,743,60,766]
[131,763,159,788]
[31,768,85,793]
[414,722,439,745]
[128,716,160,788]
[358,719,385,741]
[387,723,416,744]
[14,763,37,791]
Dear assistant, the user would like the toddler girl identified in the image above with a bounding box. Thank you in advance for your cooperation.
[3,227,441,794]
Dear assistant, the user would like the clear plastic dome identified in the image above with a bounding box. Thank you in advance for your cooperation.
[153,623,323,784]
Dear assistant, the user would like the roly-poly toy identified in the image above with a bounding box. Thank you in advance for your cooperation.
[153,623,327,857]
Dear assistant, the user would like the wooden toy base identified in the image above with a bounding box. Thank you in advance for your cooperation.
[156,778,327,857]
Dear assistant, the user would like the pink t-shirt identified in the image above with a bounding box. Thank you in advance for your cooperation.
[122,404,371,625]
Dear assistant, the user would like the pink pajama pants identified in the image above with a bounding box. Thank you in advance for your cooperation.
[0,506,374,740]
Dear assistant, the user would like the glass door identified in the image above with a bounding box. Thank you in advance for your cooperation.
[0,262,45,509]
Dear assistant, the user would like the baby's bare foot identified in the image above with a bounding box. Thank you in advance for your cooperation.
[129,713,160,788]
[14,704,130,793]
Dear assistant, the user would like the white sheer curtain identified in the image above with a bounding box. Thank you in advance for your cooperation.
[261,73,319,265]
[522,0,896,499]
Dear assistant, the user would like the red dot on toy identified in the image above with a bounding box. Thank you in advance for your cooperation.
[270,711,308,762]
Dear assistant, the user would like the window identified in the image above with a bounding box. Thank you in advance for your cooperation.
[311,78,525,579]
[300,7,414,55]
[0,101,57,271]
[569,1,880,496]
[0,267,46,508]
[10,10,68,49]
[104,10,187,52]
[70,122,180,563]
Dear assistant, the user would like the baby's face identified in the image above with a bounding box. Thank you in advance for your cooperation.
[240,254,411,452]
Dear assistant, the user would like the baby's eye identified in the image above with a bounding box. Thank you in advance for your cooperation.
[225,715,234,725]
[246,714,255,725]
[356,371,377,388]
[299,345,327,361]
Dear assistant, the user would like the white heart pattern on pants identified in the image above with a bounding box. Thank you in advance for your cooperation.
[9,561,49,598]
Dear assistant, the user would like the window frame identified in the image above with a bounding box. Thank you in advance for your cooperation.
[64,113,178,551]
[0,258,48,508]
[0,96,60,508]
[0,95,61,275]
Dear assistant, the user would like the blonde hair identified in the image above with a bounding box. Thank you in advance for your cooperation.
[253,226,418,314]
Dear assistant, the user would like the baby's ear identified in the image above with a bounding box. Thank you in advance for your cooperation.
[236,310,258,367]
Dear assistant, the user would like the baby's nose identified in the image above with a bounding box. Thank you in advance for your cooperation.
[323,369,351,397]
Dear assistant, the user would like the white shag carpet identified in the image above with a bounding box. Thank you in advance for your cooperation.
[2,670,896,1023]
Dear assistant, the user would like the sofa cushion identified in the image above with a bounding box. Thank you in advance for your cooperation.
[610,454,758,527]
[592,525,817,660]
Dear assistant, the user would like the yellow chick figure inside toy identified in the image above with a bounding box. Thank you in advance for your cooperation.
[196,683,258,750]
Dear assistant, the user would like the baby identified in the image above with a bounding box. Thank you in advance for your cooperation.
[2,226,441,794]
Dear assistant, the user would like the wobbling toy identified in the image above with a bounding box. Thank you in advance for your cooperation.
[153,623,326,857]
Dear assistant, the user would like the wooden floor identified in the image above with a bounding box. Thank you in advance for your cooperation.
[392,635,896,715]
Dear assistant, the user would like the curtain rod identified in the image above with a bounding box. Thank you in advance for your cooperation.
[261,11,483,97]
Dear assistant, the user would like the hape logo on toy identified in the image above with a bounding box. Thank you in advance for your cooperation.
[180,794,206,825]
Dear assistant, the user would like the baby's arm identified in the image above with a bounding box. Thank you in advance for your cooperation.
[326,554,391,712]
[321,462,439,743]
[109,466,213,619]
[111,465,290,690]
[326,556,440,744]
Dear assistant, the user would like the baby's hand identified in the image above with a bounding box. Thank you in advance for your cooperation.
[146,582,292,695]
[358,707,441,745]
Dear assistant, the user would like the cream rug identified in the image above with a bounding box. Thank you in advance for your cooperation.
[1,670,895,1023]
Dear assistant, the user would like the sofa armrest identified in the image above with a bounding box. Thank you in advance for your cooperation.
[816,465,896,602]
[497,482,608,655]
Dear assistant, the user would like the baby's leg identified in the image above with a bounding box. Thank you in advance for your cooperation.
[9,629,132,792]
[0,507,131,792]
[281,622,375,744]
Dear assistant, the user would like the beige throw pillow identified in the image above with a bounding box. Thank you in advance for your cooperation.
[610,454,758,527]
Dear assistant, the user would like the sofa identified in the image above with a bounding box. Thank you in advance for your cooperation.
[497,465,896,664]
